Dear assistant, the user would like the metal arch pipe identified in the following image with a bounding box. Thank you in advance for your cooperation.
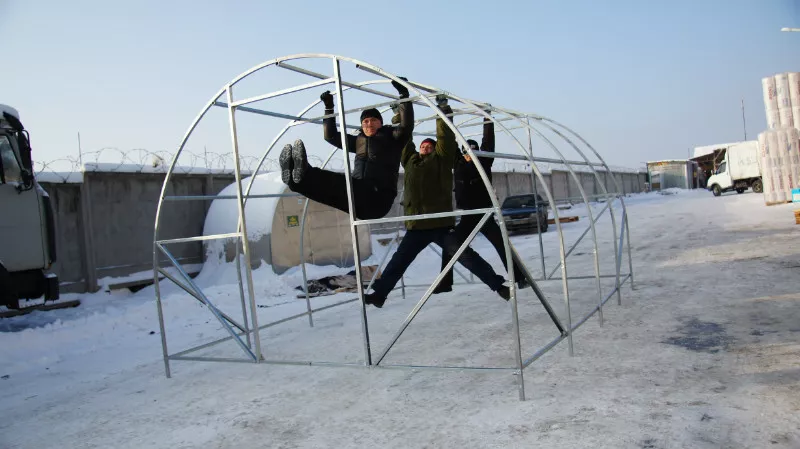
[437,95,573,398]
[526,119,623,309]
[485,106,602,351]
[506,119,605,329]
[234,79,391,333]
[539,117,635,294]
[153,54,630,400]
[153,86,229,378]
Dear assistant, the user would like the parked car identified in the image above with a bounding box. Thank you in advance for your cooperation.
[499,193,549,233]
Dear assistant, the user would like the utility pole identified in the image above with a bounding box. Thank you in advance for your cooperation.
[741,99,747,141]
[77,132,83,166]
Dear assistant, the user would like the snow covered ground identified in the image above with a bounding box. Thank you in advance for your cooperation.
[2,189,800,448]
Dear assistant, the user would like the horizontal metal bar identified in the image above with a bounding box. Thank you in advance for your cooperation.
[541,274,629,281]
[303,94,431,124]
[522,334,567,368]
[231,78,334,107]
[213,101,362,131]
[470,150,606,167]
[277,62,398,100]
[354,207,495,227]
[375,363,516,372]
[100,256,200,272]
[170,297,361,358]
[163,193,302,201]
[156,232,241,245]
[169,355,256,364]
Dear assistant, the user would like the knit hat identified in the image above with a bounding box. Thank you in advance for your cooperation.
[466,139,479,150]
[421,138,436,147]
[360,108,383,124]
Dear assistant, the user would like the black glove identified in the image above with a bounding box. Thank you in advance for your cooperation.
[390,102,400,114]
[392,76,410,99]
[320,91,334,109]
[435,94,449,108]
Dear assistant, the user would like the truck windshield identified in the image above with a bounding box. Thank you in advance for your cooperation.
[717,162,726,174]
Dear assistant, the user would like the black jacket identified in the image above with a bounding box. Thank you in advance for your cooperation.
[453,119,494,209]
[323,101,414,193]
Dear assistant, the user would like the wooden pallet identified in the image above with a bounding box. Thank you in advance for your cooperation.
[794,209,800,225]
[0,299,81,318]
[547,216,580,225]
[765,200,792,206]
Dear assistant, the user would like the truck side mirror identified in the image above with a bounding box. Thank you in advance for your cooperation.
[17,169,34,192]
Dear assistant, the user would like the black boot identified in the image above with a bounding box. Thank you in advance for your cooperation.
[292,139,309,184]
[279,144,293,185]
[432,284,452,294]
[364,292,387,308]
[496,285,511,301]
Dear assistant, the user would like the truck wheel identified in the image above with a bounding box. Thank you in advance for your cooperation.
[752,179,763,194]
[0,263,20,309]
[736,188,745,194]
[712,185,722,197]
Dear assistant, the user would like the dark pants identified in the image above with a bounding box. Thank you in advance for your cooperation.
[289,167,396,220]
[371,227,505,297]
[439,214,527,288]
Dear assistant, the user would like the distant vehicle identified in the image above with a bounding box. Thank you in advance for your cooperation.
[0,104,59,309]
[499,193,549,233]
[706,141,763,197]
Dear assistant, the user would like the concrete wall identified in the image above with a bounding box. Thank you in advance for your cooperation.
[39,167,646,293]
[39,172,237,293]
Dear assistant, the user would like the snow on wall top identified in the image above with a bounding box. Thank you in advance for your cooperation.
[35,162,253,184]
[203,172,287,240]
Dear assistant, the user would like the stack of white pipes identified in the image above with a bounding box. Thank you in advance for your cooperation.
[758,72,800,204]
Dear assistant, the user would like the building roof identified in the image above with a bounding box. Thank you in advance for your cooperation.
[692,141,754,159]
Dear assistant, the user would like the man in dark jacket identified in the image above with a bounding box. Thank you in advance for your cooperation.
[279,79,414,220]
[364,99,510,308]
[434,112,529,293]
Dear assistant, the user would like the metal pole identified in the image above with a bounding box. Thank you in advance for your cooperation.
[226,85,263,361]
[741,98,747,141]
[152,246,170,377]
[299,198,314,327]
[624,209,634,291]
[374,212,493,366]
[539,117,629,305]
[526,118,546,279]
[233,238,252,347]
[398,229,406,299]
[332,57,372,366]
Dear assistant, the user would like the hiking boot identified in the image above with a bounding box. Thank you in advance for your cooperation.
[292,139,309,184]
[496,285,511,301]
[279,144,293,185]
[363,292,387,308]
[432,284,452,294]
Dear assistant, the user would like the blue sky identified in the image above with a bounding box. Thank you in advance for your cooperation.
[1,0,799,169]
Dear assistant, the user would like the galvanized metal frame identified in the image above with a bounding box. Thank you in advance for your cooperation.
[152,54,635,400]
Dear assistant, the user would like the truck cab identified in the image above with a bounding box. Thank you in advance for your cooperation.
[706,141,763,197]
[0,104,58,309]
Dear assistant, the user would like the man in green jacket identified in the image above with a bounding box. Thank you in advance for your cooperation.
[364,99,510,308]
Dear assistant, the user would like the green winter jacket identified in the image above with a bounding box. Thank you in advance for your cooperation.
[399,107,458,230]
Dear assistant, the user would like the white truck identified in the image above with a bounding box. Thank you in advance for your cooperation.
[0,104,60,310]
[706,141,763,197]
